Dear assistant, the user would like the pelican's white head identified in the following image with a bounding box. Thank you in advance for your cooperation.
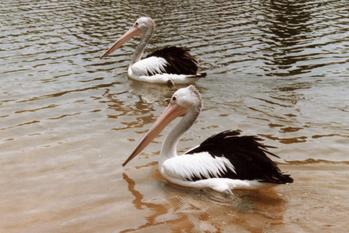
[122,85,202,166]
[170,85,202,113]
[100,16,155,58]
[133,17,155,35]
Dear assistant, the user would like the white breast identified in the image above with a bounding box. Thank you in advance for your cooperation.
[160,153,275,192]
[127,57,200,84]
[130,56,168,76]
[160,152,236,181]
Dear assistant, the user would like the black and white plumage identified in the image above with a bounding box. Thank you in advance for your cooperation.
[123,86,293,194]
[100,17,205,84]
[145,46,198,76]
[185,130,293,184]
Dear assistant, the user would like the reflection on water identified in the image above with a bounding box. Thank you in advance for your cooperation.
[261,0,312,76]
[122,169,288,233]
[121,172,197,233]
[0,0,348,232]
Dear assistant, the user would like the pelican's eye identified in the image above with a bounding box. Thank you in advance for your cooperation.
[135,22,139,27]
[172,96,177,102]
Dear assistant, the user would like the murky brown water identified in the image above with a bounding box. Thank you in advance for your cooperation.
[1,0,348,232]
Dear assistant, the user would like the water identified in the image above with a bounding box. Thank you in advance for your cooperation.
[1,0,348,232]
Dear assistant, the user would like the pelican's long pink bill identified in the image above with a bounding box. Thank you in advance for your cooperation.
[100,26,142,58]
[122,103,187,166]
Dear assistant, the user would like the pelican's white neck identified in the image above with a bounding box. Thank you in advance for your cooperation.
[159,108,199,164]
[130,26,154,65]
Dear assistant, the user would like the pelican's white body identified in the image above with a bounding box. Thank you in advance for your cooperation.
[128,56,200,84]
[159,152,274,193]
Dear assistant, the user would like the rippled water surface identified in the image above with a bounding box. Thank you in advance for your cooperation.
[1,0,349,232]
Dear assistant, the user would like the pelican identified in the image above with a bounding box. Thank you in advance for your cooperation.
[123,86,293,194]
[100,17,205,85]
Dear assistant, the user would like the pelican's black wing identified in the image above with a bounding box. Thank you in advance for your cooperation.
[186,130,293,184]
[146,46,198,75]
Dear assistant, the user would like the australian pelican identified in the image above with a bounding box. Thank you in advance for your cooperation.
[123,86,293,194]
[100,17,205,85]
